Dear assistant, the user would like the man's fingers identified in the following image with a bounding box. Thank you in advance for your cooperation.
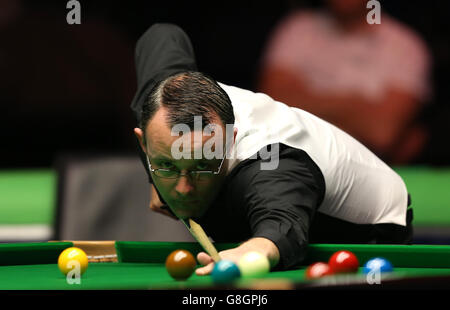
[196,262,214,276]
[197,252,213,265]
[160,205,179,219]
[196,252,215,276]
[149,204,178,220]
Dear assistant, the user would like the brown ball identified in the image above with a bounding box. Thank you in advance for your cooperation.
[165,249,197,281]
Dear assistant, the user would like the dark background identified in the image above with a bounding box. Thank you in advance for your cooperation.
[1,0,449,168]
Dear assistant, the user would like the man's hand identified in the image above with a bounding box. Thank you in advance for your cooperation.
[149,184,178,220]
[195,237,280,275]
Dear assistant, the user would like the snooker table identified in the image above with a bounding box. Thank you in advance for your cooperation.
[1,241,450,290]
[2,166,450,244]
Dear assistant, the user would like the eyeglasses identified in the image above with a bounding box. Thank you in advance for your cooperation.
[145,148,227,181]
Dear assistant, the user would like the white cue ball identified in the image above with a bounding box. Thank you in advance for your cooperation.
[237,251,270,277]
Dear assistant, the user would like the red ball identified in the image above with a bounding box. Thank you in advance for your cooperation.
[328,250,359,274]
[305,262,333,279]
[165,249,197,281]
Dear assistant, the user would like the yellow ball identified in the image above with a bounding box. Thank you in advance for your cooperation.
[58,247,89,276]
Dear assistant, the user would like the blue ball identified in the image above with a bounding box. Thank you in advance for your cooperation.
[211,260,241,285]
[362,257,393,274]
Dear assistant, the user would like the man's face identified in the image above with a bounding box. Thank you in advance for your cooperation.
[137,107,234,219]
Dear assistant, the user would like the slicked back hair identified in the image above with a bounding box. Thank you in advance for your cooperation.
[140,71,235,139]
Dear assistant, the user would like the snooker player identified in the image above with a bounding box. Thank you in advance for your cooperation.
[131,24,413,275]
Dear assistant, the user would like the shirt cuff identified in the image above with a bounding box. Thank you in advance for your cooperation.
[253,220,308,270]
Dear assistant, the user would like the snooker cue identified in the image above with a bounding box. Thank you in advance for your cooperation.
[183,218,221,262]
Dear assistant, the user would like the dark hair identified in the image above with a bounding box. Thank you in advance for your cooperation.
[140,71,234,136]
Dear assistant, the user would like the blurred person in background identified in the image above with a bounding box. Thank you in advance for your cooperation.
[258,0,432,164]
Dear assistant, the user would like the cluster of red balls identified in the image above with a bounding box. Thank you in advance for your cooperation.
[305,250,359,279]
